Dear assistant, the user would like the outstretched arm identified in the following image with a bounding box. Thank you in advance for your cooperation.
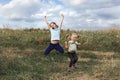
[43,16,50,29]
[59,14,64,29]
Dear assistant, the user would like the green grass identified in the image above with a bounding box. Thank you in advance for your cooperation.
[1,28,120,52]
[0,28,120,80]
[0,48,120,80]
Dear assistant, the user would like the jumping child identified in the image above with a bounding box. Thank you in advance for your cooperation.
[43,14,64,55]
[65,33,80,71]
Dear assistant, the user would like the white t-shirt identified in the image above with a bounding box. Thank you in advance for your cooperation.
[50,27,60,41]
[68,40,78,52]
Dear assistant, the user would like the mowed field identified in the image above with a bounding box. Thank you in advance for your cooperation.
[0,28,120,80]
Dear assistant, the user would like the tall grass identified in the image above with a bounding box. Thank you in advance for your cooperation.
[1,28,120,52]
[0,28,120,80]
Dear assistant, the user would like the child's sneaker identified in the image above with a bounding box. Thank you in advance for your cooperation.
[73,64,78,69]
[67,67,73,72]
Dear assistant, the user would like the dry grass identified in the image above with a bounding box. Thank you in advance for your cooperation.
[0,47,120,80]
[0,28,120,80]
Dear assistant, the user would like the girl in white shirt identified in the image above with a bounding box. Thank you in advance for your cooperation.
[43,14,64,55]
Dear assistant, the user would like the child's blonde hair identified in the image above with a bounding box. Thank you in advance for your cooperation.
[66,33,79,39]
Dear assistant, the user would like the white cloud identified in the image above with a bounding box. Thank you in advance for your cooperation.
[0,0,42,21]
[61,0,86,6]
[0,0,120,30]
[95,6,120,19]
[60,10,79,17]
[0,0,65,22]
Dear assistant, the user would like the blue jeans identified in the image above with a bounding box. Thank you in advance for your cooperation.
[44,43,64,55]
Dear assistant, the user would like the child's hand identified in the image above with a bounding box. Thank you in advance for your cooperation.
[43,16,46,18]
[77,43,81,48]
[77,43,81,45]
[61,14,64,17]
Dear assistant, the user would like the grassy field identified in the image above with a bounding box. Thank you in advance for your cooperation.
[0,28,120,80]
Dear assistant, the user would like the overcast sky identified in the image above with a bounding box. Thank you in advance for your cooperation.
[0,0,120,30]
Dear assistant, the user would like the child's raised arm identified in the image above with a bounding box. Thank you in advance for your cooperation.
[43,16,50,29]
[59,14,64,29]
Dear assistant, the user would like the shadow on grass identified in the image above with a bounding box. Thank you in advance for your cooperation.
[78,59,101,76]
[112,52,120,59]
[79,51,98,59]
